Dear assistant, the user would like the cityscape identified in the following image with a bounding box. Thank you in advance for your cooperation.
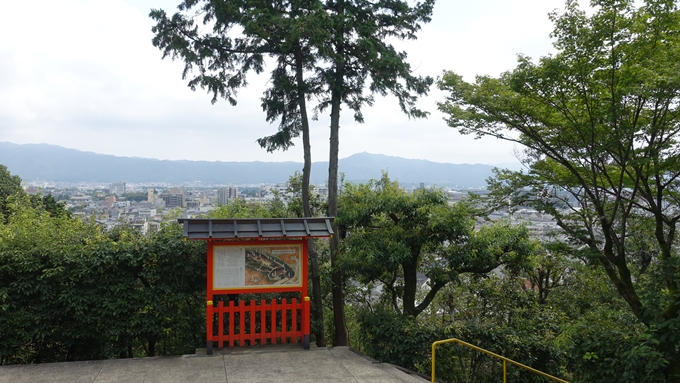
[22,178,562,241]
[28,180,302,234]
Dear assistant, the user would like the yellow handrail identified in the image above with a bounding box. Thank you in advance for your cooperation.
[431,338,569,383]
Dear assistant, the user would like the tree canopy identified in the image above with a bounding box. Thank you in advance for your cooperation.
[337,174,536,317]
[438,0,680,379]
[0,164,23,222]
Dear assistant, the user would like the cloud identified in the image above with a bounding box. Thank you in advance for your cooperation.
[0,0,575,166]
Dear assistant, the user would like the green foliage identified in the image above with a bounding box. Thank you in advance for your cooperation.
[0,196,205,364]
[150,0,324,148]
[438,0,680,379]
[338,173,536,317]
[0,164,24,222]
[208,198,287,219]
[558,310,667,383]
[355,306,440,372]
[350,234,658,382]
[29,194,71,219]
[0,164,21,200]
[426,272,567,383]
[318,0,435,118]
[150,0,434,147]
[280,171,325,218]
[353,271,568,382]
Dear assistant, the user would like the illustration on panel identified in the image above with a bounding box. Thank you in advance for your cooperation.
[213,244,302,289]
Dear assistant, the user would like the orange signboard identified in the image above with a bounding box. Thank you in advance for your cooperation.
[180,218,333,354]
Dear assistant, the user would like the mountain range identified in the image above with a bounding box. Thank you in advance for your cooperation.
[0,142,513,187]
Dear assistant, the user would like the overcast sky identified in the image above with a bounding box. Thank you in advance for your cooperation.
[0,0,571,166]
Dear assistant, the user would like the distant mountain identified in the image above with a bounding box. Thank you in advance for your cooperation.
[0,142,502,187]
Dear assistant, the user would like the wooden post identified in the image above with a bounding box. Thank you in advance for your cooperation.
[206,240,214,355]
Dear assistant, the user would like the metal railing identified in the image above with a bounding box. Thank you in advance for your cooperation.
[431,338,569,383]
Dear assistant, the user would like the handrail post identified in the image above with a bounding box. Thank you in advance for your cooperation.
[431,342,437,383]
[503,360,506,383]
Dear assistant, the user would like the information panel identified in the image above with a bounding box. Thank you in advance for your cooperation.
[213,244,302,290]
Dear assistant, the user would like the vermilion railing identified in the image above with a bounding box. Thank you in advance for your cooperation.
[208,297,311,348]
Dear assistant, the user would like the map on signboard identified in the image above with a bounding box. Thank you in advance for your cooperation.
[213,244,301,289]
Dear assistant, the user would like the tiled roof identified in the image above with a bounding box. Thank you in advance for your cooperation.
[178,217,334,240]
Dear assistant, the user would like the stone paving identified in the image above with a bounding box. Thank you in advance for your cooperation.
[0,345,430,383]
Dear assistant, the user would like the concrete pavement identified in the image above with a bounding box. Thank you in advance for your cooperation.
[0,345,430,383]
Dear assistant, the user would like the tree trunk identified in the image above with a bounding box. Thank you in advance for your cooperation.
[328,0,347,347]
[402,253,419,317]
[147,338,156,357]
[308,239,325,346]
[294,44,326,347]
[329,96,347,345]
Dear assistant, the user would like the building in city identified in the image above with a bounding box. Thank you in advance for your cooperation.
[110,182,126,195]
[217,186,238,205]
[104,195,116,208]
[160,193,185,208]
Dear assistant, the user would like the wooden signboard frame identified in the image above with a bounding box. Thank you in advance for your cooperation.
[179,218,333,355]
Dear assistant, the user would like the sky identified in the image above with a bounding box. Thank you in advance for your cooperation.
[0,0,571,166]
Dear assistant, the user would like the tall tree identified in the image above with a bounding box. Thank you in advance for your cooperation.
[150,0,330,346]
[150,0,435,346]
[316,0,435,344]
[438,0,680,379]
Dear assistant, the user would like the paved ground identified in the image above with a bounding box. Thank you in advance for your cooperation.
[0,345,429,383]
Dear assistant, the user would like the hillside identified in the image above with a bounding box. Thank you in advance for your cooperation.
[0,142,506,187]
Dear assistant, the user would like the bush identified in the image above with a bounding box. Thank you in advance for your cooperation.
[558,310,668,383]
[354,307,441,372]
[0,198,206,364]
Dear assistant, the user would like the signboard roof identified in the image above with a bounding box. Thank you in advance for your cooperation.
[178,217,335,240]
